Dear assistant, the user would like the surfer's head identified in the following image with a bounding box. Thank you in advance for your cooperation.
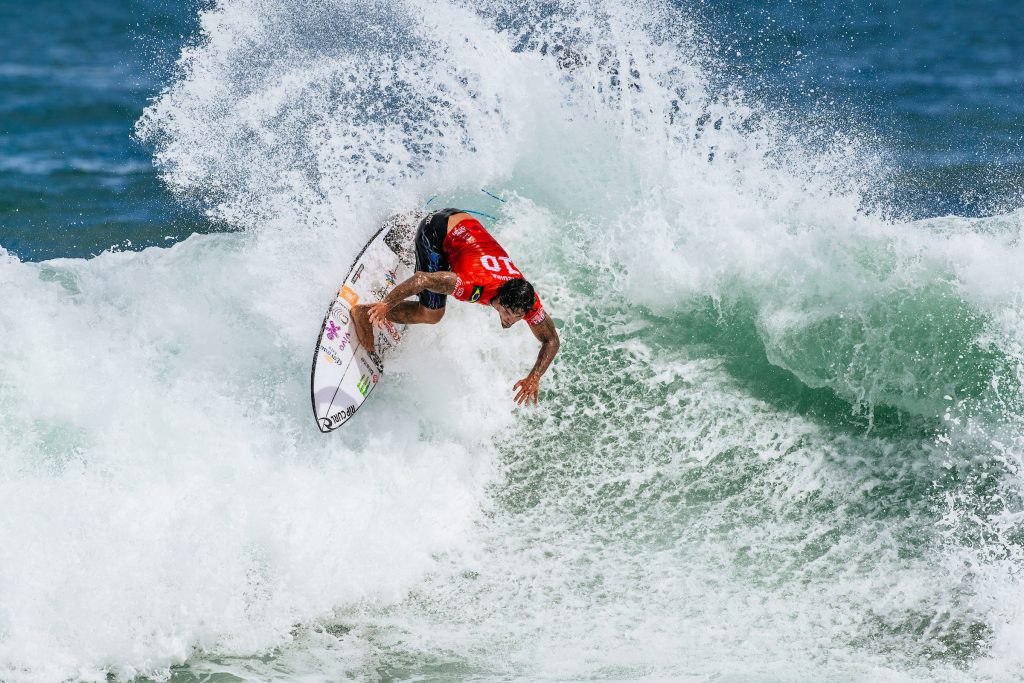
[492,278,535,328]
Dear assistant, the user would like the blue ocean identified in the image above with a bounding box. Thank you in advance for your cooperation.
[3,0,1024,680]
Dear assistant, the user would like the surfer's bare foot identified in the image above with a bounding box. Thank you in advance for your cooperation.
[352,305,375,352]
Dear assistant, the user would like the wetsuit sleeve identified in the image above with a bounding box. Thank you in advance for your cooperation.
[523,293,547,326]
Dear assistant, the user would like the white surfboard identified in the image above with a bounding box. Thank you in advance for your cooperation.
[311,211,422,432]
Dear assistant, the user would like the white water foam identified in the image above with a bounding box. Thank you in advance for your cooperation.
[0,226,536,679]
[4,0,1024,680]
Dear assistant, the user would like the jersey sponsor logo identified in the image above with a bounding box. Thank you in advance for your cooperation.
[356,374,371,397]
[469,285,485,303]
[339,285,359,307]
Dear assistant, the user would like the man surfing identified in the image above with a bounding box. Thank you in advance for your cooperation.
[352,208,560,405]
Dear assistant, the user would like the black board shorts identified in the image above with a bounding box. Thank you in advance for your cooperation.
[414,208,461,309]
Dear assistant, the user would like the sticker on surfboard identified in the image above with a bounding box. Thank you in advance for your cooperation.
[311,211,420,432]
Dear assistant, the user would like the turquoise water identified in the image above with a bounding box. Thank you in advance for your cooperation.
[3,1,1024,681]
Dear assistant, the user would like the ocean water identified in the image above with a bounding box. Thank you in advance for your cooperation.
[3,0,1024,681]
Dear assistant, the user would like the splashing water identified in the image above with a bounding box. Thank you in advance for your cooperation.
[3,0,1024,680]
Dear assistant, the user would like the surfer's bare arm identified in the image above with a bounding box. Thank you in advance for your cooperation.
[366,271,457,325]
[513,315,560,406]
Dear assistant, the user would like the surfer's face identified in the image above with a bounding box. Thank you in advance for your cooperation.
[492,302,525,329]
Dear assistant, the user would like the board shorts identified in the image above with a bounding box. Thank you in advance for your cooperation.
[414,208,461,309]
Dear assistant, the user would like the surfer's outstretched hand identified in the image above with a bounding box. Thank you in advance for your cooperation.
[513,373,541,406]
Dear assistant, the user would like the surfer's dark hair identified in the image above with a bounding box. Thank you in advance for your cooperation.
[496,278,535,314]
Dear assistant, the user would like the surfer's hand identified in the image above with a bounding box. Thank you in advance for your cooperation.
[351,304,376,352]
[513,373,541,406]
[366,302,390,326]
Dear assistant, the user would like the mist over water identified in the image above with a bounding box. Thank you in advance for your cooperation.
[3,0,1024,680]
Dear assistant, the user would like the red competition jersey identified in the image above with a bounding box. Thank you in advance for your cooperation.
[444,218,547,326]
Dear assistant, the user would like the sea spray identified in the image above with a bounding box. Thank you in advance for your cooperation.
[2,0,1024,680]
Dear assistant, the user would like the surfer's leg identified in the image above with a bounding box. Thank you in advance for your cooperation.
[351,305,375,351]
[414,211,451,312]
[386,301,445,324]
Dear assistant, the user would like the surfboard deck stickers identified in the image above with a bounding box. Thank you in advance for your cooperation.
[310,211,421,433]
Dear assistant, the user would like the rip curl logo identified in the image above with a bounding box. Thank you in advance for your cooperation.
[320,404,357,431]
[469,285,484,303]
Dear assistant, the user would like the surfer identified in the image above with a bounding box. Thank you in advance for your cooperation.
[353,209,560,405]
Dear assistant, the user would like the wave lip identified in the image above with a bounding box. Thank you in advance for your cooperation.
[745,211,1024,423]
